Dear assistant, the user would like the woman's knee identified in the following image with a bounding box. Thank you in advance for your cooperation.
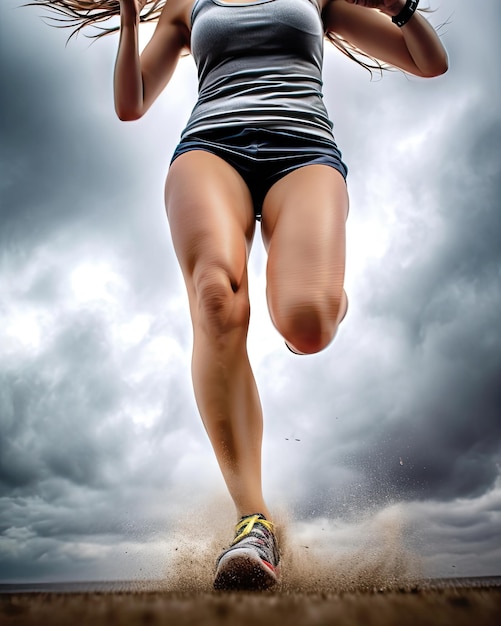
[269,290,347,354]
[193,265,250,337]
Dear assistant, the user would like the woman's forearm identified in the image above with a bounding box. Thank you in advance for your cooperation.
[399,10,449,77]
[114,10,144,121]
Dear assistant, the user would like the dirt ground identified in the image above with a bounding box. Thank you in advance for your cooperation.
[3,509,500,625]
[2,585,500,626]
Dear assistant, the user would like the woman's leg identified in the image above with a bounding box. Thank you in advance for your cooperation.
[165,150,271,520]
[261,165,349,355]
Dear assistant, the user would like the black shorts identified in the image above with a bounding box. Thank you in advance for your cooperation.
[170,127,348,220]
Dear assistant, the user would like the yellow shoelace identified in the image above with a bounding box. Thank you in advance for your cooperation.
[231,514,275,546]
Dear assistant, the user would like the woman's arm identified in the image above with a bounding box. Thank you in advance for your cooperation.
[323,0,449,77]
[114,0,189,121]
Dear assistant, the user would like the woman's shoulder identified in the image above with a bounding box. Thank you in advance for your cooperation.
[157,0,197,30]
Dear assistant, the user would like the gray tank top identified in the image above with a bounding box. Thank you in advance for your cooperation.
[181,0,336,142]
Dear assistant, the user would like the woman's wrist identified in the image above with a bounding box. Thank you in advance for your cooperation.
[120,2,141,26]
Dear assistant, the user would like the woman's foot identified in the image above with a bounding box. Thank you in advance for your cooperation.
[213,514,281,591]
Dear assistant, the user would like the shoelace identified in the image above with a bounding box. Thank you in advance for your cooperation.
[231,514,275,546]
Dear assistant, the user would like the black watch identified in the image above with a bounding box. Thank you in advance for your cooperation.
[392,0,420,28]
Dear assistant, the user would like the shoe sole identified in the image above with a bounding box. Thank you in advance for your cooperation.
[214,548,279,591]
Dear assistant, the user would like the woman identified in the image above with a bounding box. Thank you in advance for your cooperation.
[33,0,448,590]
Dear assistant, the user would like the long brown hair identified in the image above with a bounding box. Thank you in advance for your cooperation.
[24,1,164,39]
[25,0,430,74]
[326,31,388,75]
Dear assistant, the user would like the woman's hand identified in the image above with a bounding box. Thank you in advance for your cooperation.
[344,0,407,18]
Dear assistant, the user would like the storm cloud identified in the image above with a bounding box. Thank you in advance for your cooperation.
[1,0,500,583]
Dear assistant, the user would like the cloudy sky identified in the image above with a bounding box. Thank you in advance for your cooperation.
[1,0,500,585]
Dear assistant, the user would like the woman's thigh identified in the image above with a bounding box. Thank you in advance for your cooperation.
[261,164,349,351]
[165,150,256,287]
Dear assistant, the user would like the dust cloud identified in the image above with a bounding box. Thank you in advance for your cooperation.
[161,499,422,594]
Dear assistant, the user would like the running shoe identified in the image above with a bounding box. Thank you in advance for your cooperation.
[213,513,280,591]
